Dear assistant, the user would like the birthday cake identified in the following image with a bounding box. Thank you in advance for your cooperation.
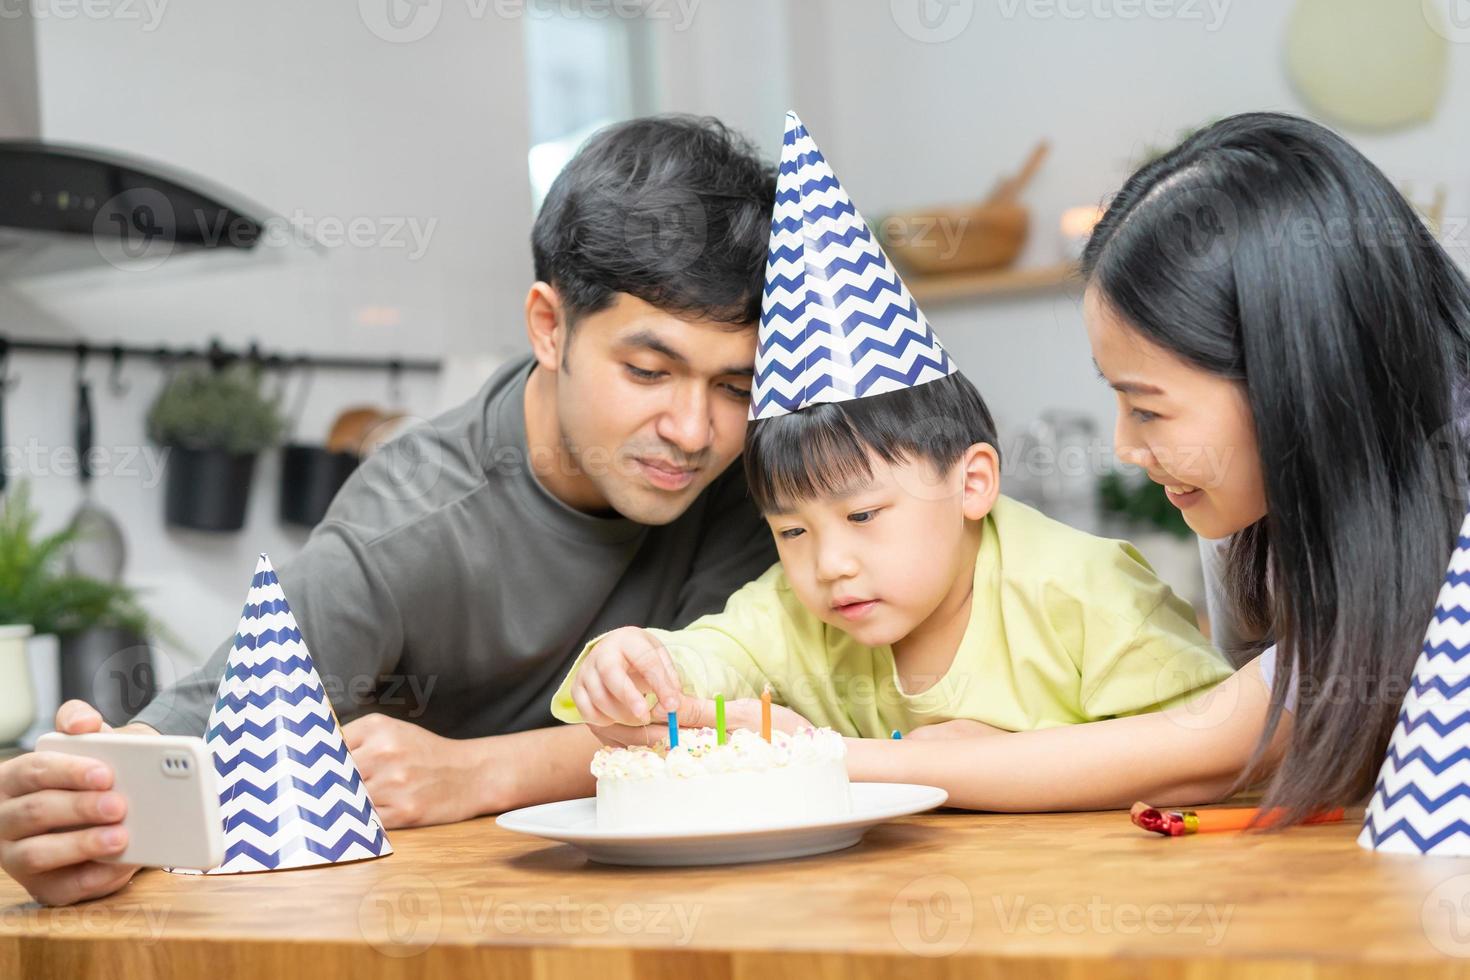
[591,726,852,831]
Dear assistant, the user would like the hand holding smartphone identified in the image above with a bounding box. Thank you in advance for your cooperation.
[36,732,224,871]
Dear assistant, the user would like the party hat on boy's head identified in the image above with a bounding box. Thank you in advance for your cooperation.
[751,111,955,420]
[168,553,391,874]
[1360,508,1470,855]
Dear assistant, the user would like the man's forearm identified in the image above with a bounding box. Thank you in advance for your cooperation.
[471,723,600,814]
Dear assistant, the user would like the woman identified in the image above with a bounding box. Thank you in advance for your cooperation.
[845,112,1470,821]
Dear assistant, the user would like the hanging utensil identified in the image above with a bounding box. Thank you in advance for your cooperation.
[106,345,131,397]
[66,350,127,582]
[386,358,405,413]
[0,338,11,497]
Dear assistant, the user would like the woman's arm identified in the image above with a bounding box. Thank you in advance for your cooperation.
[845,657,1291,811]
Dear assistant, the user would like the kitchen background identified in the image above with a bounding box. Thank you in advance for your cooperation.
[0,0,1466,740]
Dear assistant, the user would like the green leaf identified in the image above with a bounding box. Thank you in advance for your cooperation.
[0,482,155,638]
[1097,470,1194,540]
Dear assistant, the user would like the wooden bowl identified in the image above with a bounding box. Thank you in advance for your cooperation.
[325,406,406,456]
[879,200,1029,277]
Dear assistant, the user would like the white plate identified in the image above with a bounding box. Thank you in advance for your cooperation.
[495,782,948,866]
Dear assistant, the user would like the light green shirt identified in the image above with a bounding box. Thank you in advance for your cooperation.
[551,495,1231,737]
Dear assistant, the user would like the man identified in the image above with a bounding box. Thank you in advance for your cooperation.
[0,115,778,905]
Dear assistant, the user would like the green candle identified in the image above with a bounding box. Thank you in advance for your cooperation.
[715,694,727,745]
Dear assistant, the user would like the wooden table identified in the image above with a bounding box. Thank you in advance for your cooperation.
[4,805,1470,978]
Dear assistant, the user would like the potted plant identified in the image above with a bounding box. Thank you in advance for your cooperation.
[0,482,157,738]
[1097,470,1206,610]
[0,624,33,745]
[148,363,285,532]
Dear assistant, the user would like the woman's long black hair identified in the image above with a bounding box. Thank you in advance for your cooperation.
[1082,112,1470,820]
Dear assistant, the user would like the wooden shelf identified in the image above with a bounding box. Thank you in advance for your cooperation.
[906,261,1082,306]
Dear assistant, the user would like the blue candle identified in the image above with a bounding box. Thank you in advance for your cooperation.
[668,711,679,749]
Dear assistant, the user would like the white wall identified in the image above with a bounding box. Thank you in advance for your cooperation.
[650,0,792,158]
[780,0,1470,461]
[0,8,38,139]
[8,0,1470,663]
[2,1,534,667]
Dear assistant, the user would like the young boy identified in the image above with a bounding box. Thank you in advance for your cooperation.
[547,113,1231,748]
[551,368,1230,739]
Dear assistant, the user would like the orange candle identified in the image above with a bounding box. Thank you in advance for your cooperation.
[760,684,772,742]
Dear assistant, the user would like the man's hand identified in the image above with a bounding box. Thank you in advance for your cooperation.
[904,718,1008,740]
[0,700,154,906]
[342,714,495,829]
[569,627,683,727]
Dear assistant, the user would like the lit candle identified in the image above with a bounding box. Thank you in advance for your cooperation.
[668,711,678,749]
[760,684,772,742]
[715,694,727,745]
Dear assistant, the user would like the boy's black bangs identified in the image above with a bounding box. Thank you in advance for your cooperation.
[743,373,1001,515]
[744,404,908,514]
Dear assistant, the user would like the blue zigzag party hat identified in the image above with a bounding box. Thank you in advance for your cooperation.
[1360,508,1470,854]
[169,553,391,874]
[751,110,955,420]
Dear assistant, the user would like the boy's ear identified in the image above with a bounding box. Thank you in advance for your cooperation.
[960,442,1001,521]
[525,282,566,372]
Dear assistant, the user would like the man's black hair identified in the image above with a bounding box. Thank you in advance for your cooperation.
[744,372,1001,514]
[532,114,776,331]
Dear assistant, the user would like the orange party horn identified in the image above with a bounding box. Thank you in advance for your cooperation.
[1130,801,1346,836]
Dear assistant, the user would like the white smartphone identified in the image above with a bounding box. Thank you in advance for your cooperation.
[37,732,225,871]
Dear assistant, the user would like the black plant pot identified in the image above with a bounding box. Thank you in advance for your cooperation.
[59,627,156,727]
[164,446,258,532]
[279,444,358,528]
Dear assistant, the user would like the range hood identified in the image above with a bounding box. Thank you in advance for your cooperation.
[0,141,275,279]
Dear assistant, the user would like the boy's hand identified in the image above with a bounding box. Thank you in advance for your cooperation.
[587,722,668,750]
[905,718,1008,740]
[666,696,815,736]
[570,627,684,727]
[587,697,817,749]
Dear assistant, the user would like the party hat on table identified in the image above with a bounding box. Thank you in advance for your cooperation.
[169,553,392,874]
[751,110,955,420]
[1360,508,1470,855]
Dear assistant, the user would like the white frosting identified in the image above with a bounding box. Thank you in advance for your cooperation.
[592,726,853,831]
[590,726,846,781]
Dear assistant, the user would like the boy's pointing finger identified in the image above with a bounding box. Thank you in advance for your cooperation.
[626,644,683,712]
[656,695,718,729]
